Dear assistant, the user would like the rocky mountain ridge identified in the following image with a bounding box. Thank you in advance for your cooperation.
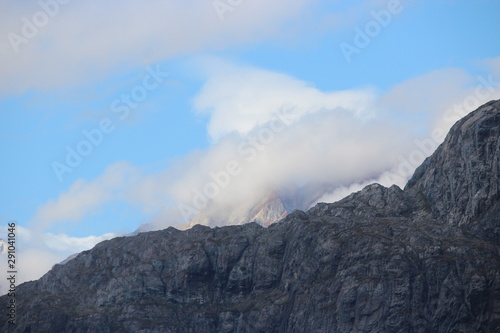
[1,100,499,332]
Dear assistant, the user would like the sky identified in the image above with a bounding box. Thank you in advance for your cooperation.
[1,0,500,289]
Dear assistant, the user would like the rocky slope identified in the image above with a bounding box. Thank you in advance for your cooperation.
[1,100,500,332]
[405,100,500,245]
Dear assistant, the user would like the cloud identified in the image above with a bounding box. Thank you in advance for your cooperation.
[378,68,480,135]
[181,61,500,223]
[28,162,139,231]
[314,66,500,205]
[26,61,500,233]
[314,168,413,205]
[40,231,117,253]
[144,62,422,224]
[168,105,412,223]
[317,0,415,33]
[315,179,377,204]
[0,0,308,95]
[34,61,414,230]
[193,60,378,141]
[0,226,117,294]
[379,68,474,116]
[484,56,500,77]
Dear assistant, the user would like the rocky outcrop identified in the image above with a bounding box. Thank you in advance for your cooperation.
[405,99,500,245]
[1,100,500,332]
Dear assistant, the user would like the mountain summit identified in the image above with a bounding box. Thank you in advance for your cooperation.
[2,100,500,332]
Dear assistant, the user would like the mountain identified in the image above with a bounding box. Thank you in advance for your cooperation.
[405,101,500,245]
[182,191,288,229]
[182,184,333,229]
[1,100,500,332]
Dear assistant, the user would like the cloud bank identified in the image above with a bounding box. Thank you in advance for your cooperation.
[28,60,500,232]
[0,0,308,95]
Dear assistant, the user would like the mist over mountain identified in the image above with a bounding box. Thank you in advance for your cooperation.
[1,100,500,332]
[169,183,336,230]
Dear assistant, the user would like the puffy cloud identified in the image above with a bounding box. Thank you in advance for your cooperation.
[136,62,420,225]
[194,61,378,141]
[25,61,500,234]
[176,62,500,222]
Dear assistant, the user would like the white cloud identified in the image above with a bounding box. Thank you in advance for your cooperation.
[378,68,474,135]
[156,62,500,225]
[379,68,474,116]
[318,0,400,31]
[25,61,500,234]
[315,180,376,205]
[28,162,139,231]
[314,168,412,205]
[484,56,500,75]
[36,61,413,230]
[194,60,378,141]
[0,226,117,294]
[0,0,308,95]
[41,231,117,253]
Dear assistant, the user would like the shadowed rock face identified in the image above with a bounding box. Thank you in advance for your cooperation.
[2,100,500,332]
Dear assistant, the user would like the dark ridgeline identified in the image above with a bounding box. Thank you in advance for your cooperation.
[2,100,500,332]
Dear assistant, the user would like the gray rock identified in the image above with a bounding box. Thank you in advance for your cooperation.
[1,100,500,332]
[406,99,500,245]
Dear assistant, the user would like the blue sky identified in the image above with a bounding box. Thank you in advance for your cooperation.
[1,0,500,285]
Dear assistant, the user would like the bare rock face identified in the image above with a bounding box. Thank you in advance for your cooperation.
[406,99,500,245]
[1,100,500,332]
